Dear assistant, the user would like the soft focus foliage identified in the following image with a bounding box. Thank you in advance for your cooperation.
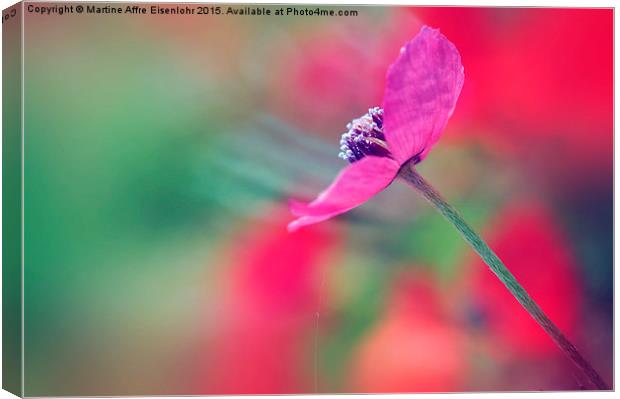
[23,6,611,395]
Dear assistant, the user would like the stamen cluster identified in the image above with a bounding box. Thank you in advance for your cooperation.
[338,107,391,163]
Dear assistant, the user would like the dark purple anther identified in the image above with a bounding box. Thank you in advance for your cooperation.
[338,107,392,163]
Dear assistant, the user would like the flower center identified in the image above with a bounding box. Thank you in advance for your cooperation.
[338,107,391,163]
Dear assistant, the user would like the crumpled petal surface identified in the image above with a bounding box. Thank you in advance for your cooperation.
[382,26,465,164]
[287,156,400,232]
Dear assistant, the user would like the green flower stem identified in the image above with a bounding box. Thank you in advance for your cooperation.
[398,162,608,390]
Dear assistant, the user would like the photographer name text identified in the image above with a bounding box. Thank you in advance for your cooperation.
[26,4,359,17]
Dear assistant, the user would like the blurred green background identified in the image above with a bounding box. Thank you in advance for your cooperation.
[21,5,612,395]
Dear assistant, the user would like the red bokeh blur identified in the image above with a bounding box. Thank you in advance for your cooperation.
[465,201,581,358]
[416,8,612,178]
[269,10,426,134]
[195,211,342,394]
[350,273,468,392]
[270,26,385,134]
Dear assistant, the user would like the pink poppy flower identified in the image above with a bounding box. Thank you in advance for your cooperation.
[288,26,464,232]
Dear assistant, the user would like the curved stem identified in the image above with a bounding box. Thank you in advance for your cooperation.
[398,162,609,390]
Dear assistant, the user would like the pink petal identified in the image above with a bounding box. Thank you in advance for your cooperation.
[382,26,465,164]
[287,156,400,232]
